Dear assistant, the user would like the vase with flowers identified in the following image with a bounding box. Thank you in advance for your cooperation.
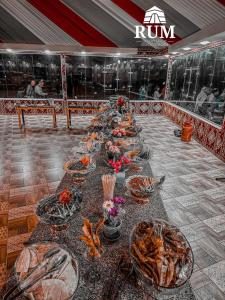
[105,141,121,160]
[103,196,125,241]
[117,97,126,115]
[108,155,131,183]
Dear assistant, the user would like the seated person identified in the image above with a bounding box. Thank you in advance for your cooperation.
[26,79,36,98]
[35,79,48,97]
[153,87,161,100]
[207,88,219,120]
[194,86,207,113]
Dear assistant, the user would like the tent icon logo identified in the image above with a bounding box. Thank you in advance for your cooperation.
[134,6,175,40]
[144,6,166,24]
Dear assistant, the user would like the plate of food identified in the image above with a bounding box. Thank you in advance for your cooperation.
[130,220,193,295]
[125,147,151,163]
[64,155,96,183]
[64,155,96,176]
[36,187,82,225]
[114,137,143,152]
[125,175,165,204]
[9,242,79,300]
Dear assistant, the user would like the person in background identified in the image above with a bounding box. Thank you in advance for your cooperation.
[139,85,147,100]
[161,82,166,99]
[207,88,218,104]
[153,87,161,99]
[207,88,220,120]
[147,82,153,97]
[26,79,36,98]
[220,88,225,99]
[194,86,208,113]
[35,79,48,97]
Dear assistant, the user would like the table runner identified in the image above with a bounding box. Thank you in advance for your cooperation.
[1,154,195,300]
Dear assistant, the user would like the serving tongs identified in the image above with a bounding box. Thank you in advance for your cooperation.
[3,248,67,300]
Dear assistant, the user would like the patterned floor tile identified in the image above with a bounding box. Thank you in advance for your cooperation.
[203,214,225,233]
[194,282,225,300]
[202,260,225,293]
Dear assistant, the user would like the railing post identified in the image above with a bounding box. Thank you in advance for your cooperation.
[164,57,173,101]
[60,54,67,101]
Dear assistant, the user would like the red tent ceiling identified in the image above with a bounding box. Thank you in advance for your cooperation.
[0,0,225,47]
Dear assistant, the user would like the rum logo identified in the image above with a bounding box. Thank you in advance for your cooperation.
[135,6,175,40]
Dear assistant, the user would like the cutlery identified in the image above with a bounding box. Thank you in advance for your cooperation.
[3,248,61,300]
[4,254,67,300]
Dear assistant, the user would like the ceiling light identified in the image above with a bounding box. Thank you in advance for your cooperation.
[171,52,179,54]
[164,54,170,57]
[200,41,210,45]
[6,48,13,52]
[116,53,121,56]
[81,51,86,55]
[44,49,50,54]
[182,47,191,50]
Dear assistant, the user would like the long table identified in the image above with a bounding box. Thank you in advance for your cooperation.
[1,152,195,300]
[15,105,57,129]
[65,106,99,128]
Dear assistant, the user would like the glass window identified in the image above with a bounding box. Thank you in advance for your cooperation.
[0,54,62,98]
[65,55,168,100]
[170,46,225,126]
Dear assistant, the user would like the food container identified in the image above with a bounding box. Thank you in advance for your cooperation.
[14,242,79,300]
[36,187,82,225]
[125,147,151,163]
[129,219,194,296]
[64,157,96,183]
[114,137,143,152]
[125,175,165,204]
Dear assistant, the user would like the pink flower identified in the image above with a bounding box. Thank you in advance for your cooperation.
[109,207,119,217]
[113,196,125,204]
[109,145,120,153]
[103,200,114,211]
[105,141,112,148]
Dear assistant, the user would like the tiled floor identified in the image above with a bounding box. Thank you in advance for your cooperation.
[0,114,225,299]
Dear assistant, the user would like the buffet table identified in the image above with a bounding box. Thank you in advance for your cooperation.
[1,151,195,300]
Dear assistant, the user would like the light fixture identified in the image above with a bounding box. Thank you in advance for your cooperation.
[171,52,179,54]
[6,48,13,52]
[44,49,50,54]
[81,51,86,55]
[200,41,210,45]
[182,47,191,50]
[164,54,170,57]
[116,53,121,56]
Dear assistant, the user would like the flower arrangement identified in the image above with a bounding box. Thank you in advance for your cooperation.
[103,196,125,227]
[105,141,121,160]
[112,128,126,137]
[117,97,125,107]
[108,155,131,173]
[117,97,127,114]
